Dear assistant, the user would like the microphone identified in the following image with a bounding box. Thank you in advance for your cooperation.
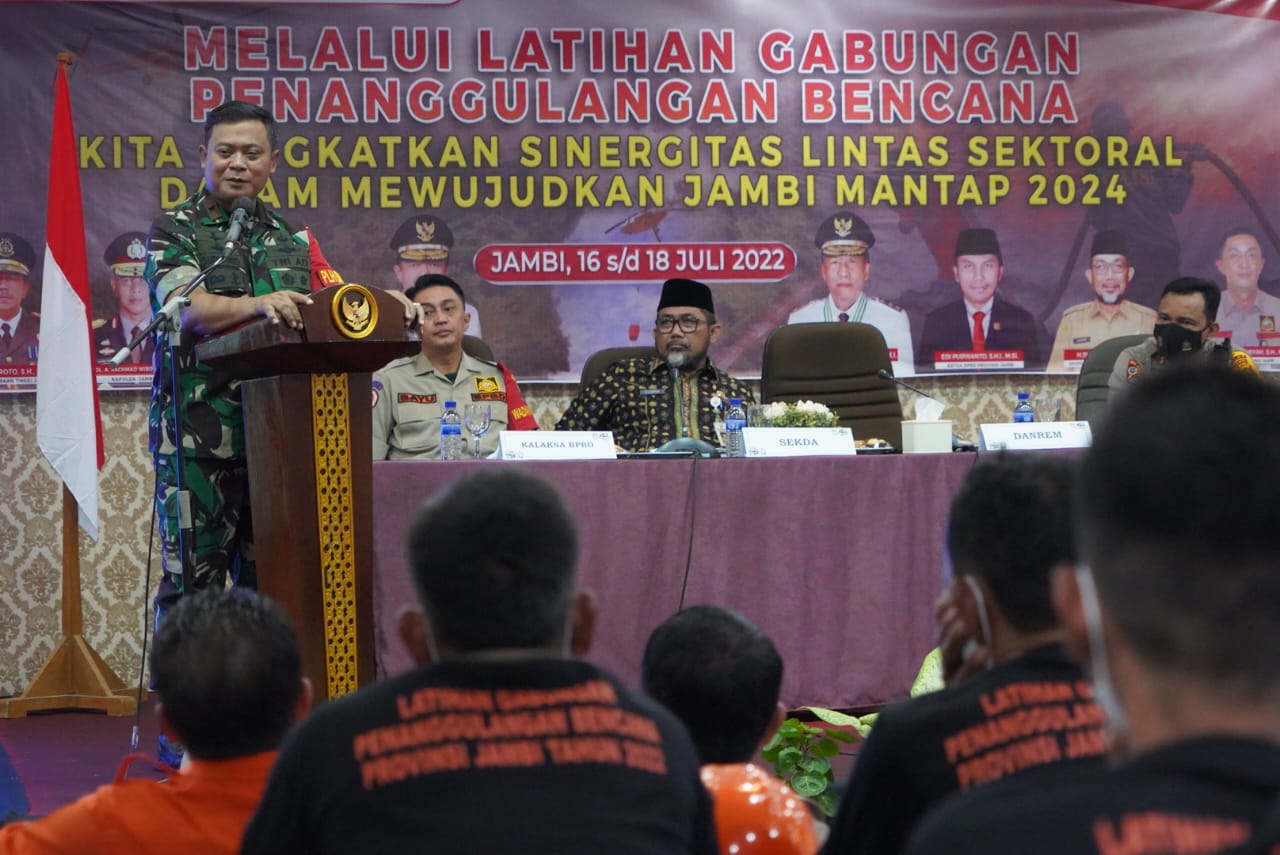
[221,197,254,258]
[666,351,685,387]
[877,368,939,401]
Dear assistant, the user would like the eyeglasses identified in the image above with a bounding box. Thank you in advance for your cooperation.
[655,314,704,334]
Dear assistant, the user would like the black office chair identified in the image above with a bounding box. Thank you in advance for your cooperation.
[1074,333,1149,429]
[461,335,495,362]
[760,322,904,450]
[580,346,658,386]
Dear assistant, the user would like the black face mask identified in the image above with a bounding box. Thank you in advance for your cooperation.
[1154,322,1206,359]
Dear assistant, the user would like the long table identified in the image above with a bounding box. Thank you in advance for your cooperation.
[372,453,978,711]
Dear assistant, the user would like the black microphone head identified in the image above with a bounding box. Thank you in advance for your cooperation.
[231,197,255,216]
[877,368,893,381]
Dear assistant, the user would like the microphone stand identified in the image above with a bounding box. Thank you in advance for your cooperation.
[122,250,239,597]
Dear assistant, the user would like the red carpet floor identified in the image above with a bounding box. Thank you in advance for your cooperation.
[0,700,166,821]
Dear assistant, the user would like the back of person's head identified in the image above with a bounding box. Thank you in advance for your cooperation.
[1079,365,1280,704]
[203,100,277,149]
[641,605,783,764]
[408,273,465,304]
[150,588,302,760]
[406,468,580,653]
[1161,276,1221,322]
[946,453,1077,634]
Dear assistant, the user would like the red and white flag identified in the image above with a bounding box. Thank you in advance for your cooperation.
[36,57,103,539]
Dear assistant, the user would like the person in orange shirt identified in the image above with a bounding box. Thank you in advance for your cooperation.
[643,605,820,855]
[0,589,311,855]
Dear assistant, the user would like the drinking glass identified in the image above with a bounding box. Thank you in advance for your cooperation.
[463,403,492,459]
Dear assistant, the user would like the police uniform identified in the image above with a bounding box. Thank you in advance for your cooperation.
[1047,300,1156,373]
[1108,336,1260,394]
[0,232,39,365]
[371,350,537,459]
[1215,289,1280,349]
[791,211,917,375]
[147,187,332,601]
[93,231,154,364]
[390,214,482,337]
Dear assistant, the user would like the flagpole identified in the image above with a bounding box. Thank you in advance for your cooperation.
[0,54,136,718]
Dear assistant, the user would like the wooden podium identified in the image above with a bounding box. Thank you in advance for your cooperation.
[196,284,418,702]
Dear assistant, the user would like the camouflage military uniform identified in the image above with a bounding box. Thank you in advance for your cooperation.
[555,357,755,452]
[146,188,317,602]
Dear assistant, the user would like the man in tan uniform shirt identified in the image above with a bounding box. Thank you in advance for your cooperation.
[1047,229,1156,373]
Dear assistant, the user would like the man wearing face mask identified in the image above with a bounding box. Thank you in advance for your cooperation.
[556,277,754,452]
[906,366,1280,855]
[1108,276,1258,394]
[821,454,1106,855]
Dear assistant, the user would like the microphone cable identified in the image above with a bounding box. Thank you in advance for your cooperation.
[130,473,160,753]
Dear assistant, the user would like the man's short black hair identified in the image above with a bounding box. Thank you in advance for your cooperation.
[1161,276,1221,323]
[1080,365,1280,703]
[203,100,277,150]
[150,588,302,760]
[641,605,783,764]
[406,469,579,652]
[407,273,466,305]
[946,453,1077,634]
[1219,226,1263,255]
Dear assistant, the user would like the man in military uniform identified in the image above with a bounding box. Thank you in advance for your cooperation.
[389,213,482,336]
[372,273,536,459]
[1047,230,1157,373]
[1108,276,1258,394]
[916,228,1047,370]
[0,232,40,365]
[788,211,915,376]
[93,231,155,364]
[556,278,755,452]
[146,101,420,694]
[1213,227,1280,349]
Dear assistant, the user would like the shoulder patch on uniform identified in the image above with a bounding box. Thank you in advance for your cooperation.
[871,296,904,312]
[1125,358,1141,382]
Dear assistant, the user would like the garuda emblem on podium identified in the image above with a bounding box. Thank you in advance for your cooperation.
[330,283,379,340]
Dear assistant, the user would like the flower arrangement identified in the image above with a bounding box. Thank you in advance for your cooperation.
[760,399,840,428]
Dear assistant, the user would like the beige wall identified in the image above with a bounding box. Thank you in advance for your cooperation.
[0,374,1079,697]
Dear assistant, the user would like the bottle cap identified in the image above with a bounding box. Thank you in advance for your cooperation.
[729,398,742,406]
[1017,392,1029,400]
[445,400,457,407]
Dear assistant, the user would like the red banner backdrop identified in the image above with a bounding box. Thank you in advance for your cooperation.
[2,0,1277,389]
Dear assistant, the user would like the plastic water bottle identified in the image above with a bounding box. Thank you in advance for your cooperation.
[440,401,464,460]
[1013,392,1036,423]
[725,398,747,458]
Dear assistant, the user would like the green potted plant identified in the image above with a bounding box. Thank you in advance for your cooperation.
[761,706,870,817]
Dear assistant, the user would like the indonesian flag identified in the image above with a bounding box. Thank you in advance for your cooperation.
[36,57,103,539]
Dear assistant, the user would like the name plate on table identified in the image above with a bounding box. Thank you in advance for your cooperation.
[742,427,857,457]
[496,431,617,460]
[978,421,1092,451]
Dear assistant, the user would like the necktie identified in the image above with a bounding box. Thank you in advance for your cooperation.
[838,312,849,322]
[1,323,10,352]
[971,311,986,351]
[130,325,142,363]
